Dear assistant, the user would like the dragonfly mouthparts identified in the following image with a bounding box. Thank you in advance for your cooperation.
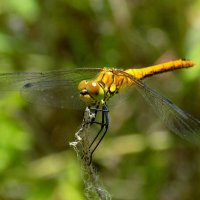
[80,90,89,95]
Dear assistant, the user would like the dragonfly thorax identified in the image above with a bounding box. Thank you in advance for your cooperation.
[78,79,105,106]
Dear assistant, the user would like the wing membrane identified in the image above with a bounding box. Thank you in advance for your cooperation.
[0,68,101,108]
[120,70,200,144]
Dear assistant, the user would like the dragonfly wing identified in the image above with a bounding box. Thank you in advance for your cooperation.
[0,68,100,109]
[21,80,85,109]
[121,71,200,144]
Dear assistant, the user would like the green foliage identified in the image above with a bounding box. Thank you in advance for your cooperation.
[0,0,200,199]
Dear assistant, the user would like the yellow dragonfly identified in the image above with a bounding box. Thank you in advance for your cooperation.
[0,59,199,163]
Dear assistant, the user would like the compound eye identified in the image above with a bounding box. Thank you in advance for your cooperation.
[87,81,100,95]
[78,80,88,91]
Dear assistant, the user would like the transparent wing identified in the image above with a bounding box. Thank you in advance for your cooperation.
[120,70,200,144]
[0,68,101,109]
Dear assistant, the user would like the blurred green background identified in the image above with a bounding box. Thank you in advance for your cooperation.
[0,0,200,199]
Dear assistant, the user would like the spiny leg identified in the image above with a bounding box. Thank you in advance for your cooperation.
[81,105,103,163]
[89,106,106,148]
[88,104,109,165]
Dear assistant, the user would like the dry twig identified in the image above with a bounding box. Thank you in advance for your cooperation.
[69,107,111,200]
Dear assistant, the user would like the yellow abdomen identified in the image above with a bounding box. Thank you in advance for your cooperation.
[125,59,194,80]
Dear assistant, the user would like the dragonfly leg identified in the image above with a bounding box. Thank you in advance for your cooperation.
[87,103,109,165]
[90,104,100,124]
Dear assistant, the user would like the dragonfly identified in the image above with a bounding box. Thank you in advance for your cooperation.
[0,59,200,164]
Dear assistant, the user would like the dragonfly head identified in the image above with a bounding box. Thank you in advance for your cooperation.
[78,80,104,105]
